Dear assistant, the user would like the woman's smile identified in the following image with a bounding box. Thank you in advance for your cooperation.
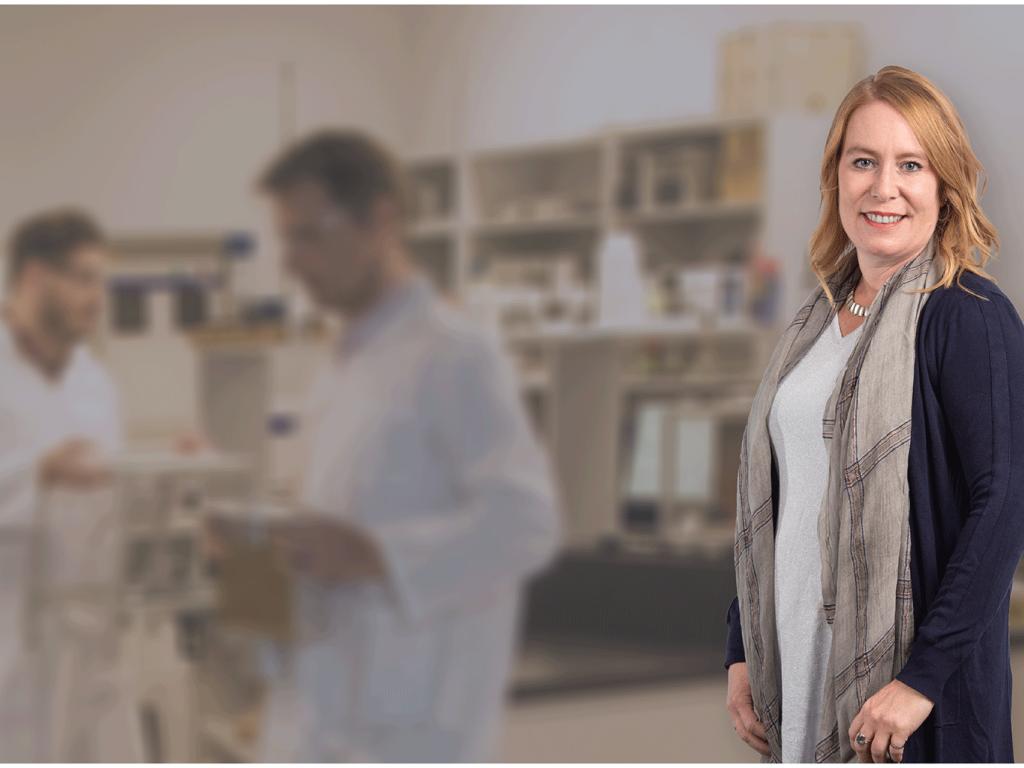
[861,211,908,229]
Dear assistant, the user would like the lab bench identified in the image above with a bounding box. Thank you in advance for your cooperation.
[513,544,737,699]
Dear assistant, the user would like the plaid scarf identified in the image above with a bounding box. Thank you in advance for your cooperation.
[734,237,940,762]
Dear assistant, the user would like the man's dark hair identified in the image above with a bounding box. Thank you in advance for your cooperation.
[8,208,106,284]
[259,129,410,223]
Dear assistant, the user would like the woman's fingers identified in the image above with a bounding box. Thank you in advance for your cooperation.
[732,718,770,756]
[850,730,874,761]
[849,710,873,761]
[727,702,768,756]
[874,732,909,763]
[725,663,771,757]
[887,739,906,763]
[746,717,767,742]
[746,730,770,756]
[870,731,891,763]
[736,709,770,756]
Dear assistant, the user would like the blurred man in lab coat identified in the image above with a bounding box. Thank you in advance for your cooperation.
[0,209,140,761]
[252,130,561,761]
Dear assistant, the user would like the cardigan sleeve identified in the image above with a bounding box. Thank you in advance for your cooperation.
[895,288,1024,705]
[724,595,746,669]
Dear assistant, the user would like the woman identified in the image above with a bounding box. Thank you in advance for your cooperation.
[724,65,1024,763]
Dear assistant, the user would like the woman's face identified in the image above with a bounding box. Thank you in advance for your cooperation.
[837,100,941,268]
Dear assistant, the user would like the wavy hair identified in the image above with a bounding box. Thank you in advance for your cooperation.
[809,65,999,304]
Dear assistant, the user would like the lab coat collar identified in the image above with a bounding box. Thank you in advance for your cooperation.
[338,273,433,359]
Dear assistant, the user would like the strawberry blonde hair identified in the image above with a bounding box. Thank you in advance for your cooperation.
[810,65,999,304]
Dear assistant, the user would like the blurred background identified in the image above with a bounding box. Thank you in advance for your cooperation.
[2,4,1024,762]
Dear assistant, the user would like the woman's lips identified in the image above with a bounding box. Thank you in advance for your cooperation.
[862,212,907,230]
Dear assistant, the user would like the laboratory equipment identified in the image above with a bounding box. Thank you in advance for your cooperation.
[29,449,251,762]
[197,335,329,498]
[542,330,770,551]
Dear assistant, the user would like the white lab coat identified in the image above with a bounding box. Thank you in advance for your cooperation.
[258,276,561,762]
[0,321,139,761]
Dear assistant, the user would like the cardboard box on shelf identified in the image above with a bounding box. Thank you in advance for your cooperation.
[719,125,764,202]
[718,22,864,117]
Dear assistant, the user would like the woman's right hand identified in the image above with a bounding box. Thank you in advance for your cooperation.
[727,661,770,757]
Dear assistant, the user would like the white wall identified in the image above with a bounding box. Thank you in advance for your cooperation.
[400,5,1024,305]
[0,6,407,297]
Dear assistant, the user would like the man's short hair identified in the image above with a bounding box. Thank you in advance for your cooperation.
[258,129,409,223]
[8,208,106,284]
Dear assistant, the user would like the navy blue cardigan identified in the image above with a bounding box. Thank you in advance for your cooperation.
[725,270,1024,762]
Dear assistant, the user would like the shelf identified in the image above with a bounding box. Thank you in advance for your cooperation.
[122,516,205,535]
[621,373,762,393]
[470,135,603,163]
[617,199,761,227]
[505,321,768,346]
[188,326,288,346]
[472,215,600,238]
[612,116,764,235]
[110,232,253,261]
[188,325,330,349]
[611,113,764,143]
[470,137,603,235]
[405,156,458,227]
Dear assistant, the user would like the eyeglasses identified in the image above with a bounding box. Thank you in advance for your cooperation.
[53,263,103,289]
[280,210,352,250]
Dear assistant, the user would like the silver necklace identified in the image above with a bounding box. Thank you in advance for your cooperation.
[846,287,870,318]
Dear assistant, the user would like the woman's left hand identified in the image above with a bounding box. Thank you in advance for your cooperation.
[849,680,933,762]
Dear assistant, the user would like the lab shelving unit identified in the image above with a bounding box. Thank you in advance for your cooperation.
[97,232,254,447]
[464,137,605,447]
[467,138,605,286]
[405,113,832,556]
[463,114,875,698]
[405,155,463,297]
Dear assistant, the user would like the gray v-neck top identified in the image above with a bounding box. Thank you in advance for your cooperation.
[769,311,863,763]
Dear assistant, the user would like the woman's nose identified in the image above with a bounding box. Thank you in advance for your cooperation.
[871,164,899,200]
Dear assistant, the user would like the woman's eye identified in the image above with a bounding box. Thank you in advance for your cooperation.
[853,158,873,169]
[903,161,923,172]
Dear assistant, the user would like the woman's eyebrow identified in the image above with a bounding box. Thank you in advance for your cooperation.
[843,145,925,160]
